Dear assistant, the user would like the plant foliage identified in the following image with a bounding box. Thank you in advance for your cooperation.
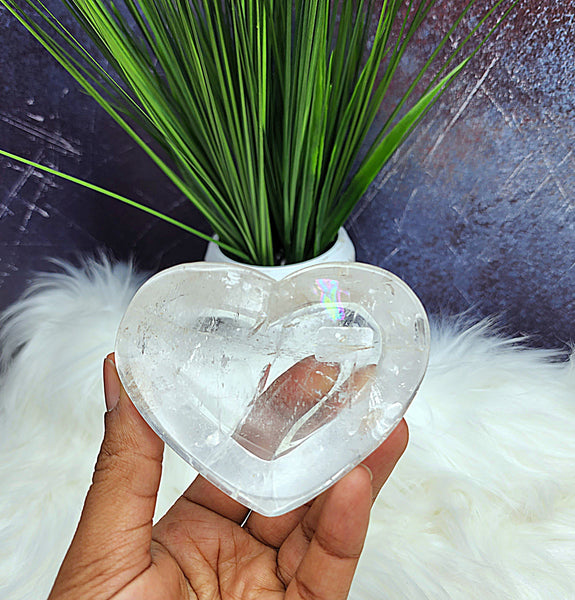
[0,0,516,265]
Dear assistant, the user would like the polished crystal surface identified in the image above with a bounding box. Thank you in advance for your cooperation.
[115,262,430,516]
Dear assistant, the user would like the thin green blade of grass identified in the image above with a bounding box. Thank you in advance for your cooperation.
[314,0,515,254]
[312,0,404,254]
[365,0,511,159]
[0,0,516,265]
[0,0,254,253]
[0,148,249,260]
[323,58,470,246]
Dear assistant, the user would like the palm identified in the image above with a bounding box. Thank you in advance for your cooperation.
[151,509,282,599]
[147,472,373,600]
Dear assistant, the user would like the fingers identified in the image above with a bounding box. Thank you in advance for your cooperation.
[275,419,408,585]
[286,364,376,442]
[363,418,409,501]
[156,356,346,556]
[90,354,164,539]
[50,354,164,597]
[233,356,340,459]
[285,465,372,600]
[243,366,393,550]
[243,502,313,550]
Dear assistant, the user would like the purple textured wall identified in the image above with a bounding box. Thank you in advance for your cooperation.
[351,1,575,347]
[0,1,573,349]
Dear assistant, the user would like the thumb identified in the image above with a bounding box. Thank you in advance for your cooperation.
[51,354,164,597]
[89,353,164,543]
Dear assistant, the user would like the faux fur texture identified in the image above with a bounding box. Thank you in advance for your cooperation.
[0,258,573,600]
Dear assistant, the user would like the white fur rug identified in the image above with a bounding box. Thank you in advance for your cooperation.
[0,258,574,600]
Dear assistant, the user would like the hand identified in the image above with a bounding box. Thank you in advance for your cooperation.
[49,354,408,600]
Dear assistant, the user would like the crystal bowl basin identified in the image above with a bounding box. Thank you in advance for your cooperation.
[115,262,430,516]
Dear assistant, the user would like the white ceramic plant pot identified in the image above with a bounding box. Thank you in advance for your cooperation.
[204,227,356,278]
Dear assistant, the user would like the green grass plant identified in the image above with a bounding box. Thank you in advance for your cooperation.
[0,0,516,265]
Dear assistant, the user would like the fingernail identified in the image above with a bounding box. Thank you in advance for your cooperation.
[103,357,121,412]
[360,463,374,482]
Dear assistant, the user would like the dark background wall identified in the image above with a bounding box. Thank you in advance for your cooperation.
[0,1,573,350]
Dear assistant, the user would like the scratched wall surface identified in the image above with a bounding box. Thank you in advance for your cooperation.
[0,1,573,349]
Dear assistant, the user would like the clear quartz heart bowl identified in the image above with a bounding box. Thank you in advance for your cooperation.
[115,262,430,516]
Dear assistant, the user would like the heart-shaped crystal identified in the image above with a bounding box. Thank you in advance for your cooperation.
[115,262,429,516]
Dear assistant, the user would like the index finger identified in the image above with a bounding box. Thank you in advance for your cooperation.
[285,465,373,600]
